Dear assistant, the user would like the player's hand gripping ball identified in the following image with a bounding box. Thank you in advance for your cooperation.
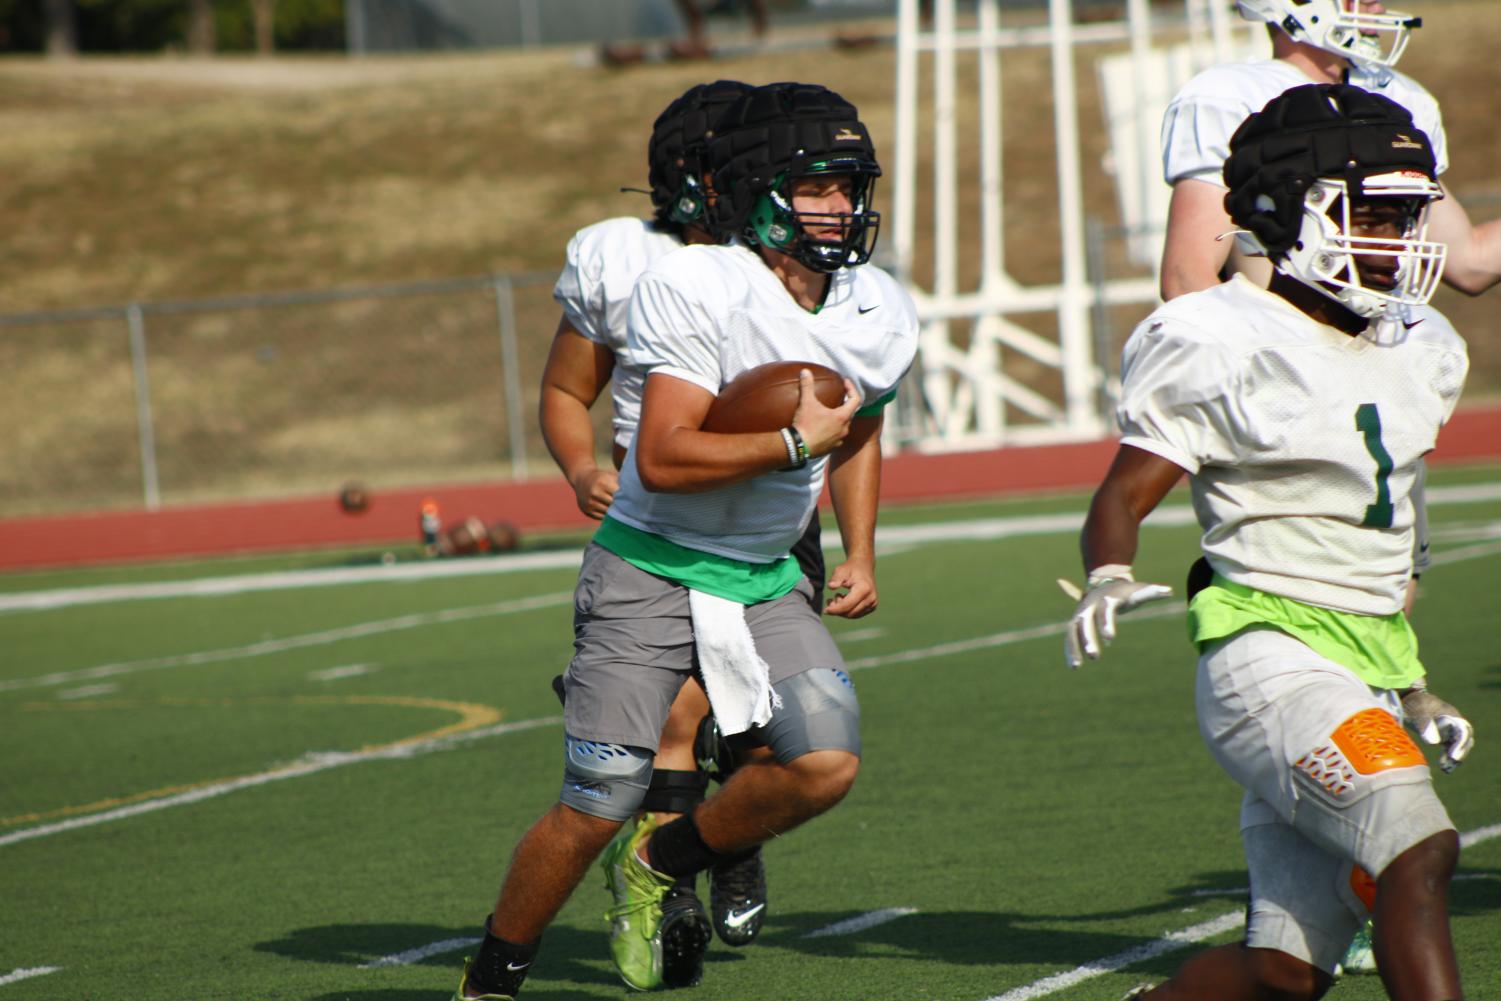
[701,361,846,434]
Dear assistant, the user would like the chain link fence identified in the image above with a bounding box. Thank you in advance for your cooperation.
[0,275,567,517]
[0,270,935,519]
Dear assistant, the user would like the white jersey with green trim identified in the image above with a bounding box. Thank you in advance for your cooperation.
[608,242,919,563]
[552,217,682,450]
[1118,276,1467,615]
[1162,59,1447,187]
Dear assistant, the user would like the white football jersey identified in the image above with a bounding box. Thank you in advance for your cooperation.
[1162,59,1448,187]
[608,243,920,563]
[1118,276,1467,615]
[552,217,683,449]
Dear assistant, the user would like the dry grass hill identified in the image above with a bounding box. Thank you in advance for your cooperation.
[1,2,1497,515]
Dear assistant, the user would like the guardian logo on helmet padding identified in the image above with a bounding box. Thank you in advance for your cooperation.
[647,80,754,229]
[1224,83,1445,318]
[1236,0,1421,72]
[707,82,882,273]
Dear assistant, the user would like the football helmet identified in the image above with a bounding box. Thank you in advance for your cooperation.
[707,82,881,272]
[1236,0,1421,71]
[647,80,754,229]
[1224,83,1445,318]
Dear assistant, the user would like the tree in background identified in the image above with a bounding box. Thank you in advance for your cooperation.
[45,0,76,55]
[0,0,343,53]
[186,0,214,53]
[250,0,273,54]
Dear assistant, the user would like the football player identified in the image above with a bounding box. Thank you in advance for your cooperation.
[537,79,791,981]
[1071,84,1474,1001]
[1159,0,1501,301]
[1155,1,1494,970]
[451,82,918,1000]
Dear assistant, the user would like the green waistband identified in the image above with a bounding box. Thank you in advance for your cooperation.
[1188,576,1423,690]
[593,516,803,604]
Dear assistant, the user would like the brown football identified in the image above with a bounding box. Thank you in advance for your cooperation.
[701,361,847,434]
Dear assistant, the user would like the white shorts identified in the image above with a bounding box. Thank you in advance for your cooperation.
[1196,626,1454,971]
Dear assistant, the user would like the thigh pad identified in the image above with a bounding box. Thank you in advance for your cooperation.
[558,735,654,822]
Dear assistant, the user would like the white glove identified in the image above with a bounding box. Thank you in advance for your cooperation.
[1058,564,1173,668]
[1402,686,1475,773]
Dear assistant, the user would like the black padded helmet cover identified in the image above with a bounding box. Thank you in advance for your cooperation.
[706,82,881,237]
[1222,82,1437,258]
[647,80,754,226]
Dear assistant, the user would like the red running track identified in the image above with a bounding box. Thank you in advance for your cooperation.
[3,404,1499,571]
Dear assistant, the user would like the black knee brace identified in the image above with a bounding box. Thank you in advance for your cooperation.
[640,768,709,815]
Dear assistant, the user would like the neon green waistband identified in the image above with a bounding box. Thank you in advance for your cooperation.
[593,516,803,604]
[1188,576,1423,690]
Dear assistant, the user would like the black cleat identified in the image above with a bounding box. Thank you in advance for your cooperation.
[660,882,712,988]
[709,848,767,946]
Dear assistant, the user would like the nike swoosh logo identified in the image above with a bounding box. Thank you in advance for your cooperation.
[1403,319,1424,330]
[506,961,531,971]
[722,903,765,929]
[857,304,879,314]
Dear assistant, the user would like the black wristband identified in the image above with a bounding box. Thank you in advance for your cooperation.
[786,426,809,469]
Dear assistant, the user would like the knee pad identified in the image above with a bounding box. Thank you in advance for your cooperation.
[757,667,861,764]
[640,768,709,815]
[558,735,654,821]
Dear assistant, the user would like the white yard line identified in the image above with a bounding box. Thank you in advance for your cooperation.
[0,967,61,987]
[804,907,919,938]
[0,591,571,693]
[982,912,1246,1001]
[0,716,560,849]
[4,481,1497,615]
[358,937,480,969]
[982,820,1501,1000]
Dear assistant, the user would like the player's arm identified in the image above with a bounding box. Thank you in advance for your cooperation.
[1063,445,1184,667]
[824,413,884,619]
[1081,444,1184,569]
[1426,185,1501,296]
[634,370,861,493]
[1159,179,1236,301]
[538,316,619,519]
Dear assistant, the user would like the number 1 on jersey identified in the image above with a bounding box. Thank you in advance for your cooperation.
[1355,403,1394,528]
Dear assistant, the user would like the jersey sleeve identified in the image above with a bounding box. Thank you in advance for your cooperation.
[552,230,608,343]
[626,266,723,395]
[1116,316,1242,474]
[1160,90,1245,187]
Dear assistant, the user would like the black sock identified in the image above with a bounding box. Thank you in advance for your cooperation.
[467,919,537,998]
[647,813,740,879]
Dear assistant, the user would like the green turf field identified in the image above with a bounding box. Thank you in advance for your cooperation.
[3,467,1499,1001]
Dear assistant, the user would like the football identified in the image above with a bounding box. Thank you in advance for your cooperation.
[701,361,846,434]
[338,481,370,514]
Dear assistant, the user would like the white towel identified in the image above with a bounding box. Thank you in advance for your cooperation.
[687,588,781,736]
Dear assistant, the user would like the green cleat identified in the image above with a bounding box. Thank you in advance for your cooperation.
[449,956,516,1001]
[1338,919,1377,974]
[601,814,673,991]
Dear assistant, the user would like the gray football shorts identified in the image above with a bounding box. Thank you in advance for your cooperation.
[1197,625,1455,972]
[562,543,857,758]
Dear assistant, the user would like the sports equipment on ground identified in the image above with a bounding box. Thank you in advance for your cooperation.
[1235,0,1420,71]
[601,813,672,990]
[449,957,516,1001]
[659,882,713,987]
[701,360,845,435]
[648,80,753,229]
[337,481,369,513]
[707,82,881,272]
[1060,564,1173,668]
[1223,83,1445,318]
[1402,686,1475,772]
[709,848,768,946]
[1339,918,1378,974]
